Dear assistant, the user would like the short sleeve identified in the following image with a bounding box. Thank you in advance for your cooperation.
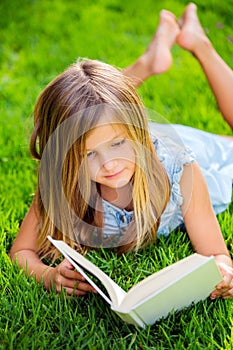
[153,135,196,236]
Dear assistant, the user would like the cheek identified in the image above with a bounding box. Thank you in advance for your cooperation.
[87,159,96,180]
[87,159,102,181]
[127,159,136,175]
[123,144,136,166]
[119,149,136,176]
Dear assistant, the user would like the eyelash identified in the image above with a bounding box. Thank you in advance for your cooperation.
[87,138,126,158]
[111,138,126,147]
[87,151,95,158]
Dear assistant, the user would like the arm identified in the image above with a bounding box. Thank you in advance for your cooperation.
[180,162,233,299]
[10,199,96,296]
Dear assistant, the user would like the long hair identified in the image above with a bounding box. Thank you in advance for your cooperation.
[30,58,170,260]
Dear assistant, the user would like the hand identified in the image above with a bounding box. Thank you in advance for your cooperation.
[210,255,233,300]
[44,258,97,296]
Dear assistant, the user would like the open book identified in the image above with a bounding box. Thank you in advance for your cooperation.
[48,236,222,327]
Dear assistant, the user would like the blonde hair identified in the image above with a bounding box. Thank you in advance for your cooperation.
[30,58,170,260]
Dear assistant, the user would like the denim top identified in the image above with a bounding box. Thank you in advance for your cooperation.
[101,122,233,239]
[102,123,196,238]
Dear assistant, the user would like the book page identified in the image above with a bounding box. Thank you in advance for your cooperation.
[117,254,221,312]
[48,237,126,307]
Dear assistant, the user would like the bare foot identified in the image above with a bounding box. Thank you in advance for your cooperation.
[177,3,211,55]
[140,10,180,75]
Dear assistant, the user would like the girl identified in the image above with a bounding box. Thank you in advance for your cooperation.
[10,3,233,299]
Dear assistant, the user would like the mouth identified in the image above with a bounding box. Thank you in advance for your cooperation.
[105,169,124,179]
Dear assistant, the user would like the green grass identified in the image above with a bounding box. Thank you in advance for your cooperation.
[0,0,233,349]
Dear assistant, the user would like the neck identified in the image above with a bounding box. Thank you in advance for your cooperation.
[100,183,133,210]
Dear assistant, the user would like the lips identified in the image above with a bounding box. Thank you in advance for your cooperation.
[105,169,124,179]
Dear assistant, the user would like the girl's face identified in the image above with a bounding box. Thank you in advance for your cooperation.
[85,123,136,189]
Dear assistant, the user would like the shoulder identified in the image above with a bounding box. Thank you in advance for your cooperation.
[152,132,196,188]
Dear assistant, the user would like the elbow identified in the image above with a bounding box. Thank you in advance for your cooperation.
[9,244,18,262]
[9,239,24,262]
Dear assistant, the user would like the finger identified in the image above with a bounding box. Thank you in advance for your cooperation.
[211,286,229,299]
[58,264,86,281]
[218,262,233,276]
[210,285,227,299]
[57,274,97,293]
[59,259,87,281]
[211,282,233,299]
[53,272,82,291]
[216,274,232,290]
[60,258,75,270]
[210,290,221,300]
[211,289,228,299]
[65,287,87,296]
[221,292,233,299]
[221,283,233,298]
[222,292,233,299]
[74,280,97,293]
[222,294,233,299]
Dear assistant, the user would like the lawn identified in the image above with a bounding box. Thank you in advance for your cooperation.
[0,0,233,349]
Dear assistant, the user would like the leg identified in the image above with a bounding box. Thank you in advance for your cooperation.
[123,10,180,88]
[177,3,233,130]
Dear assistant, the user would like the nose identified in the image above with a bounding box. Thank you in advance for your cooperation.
[100,152,118,172]
[102,158,118,172]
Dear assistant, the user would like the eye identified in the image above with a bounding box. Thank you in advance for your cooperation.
[111,138,126,148]
[87,150,96,158]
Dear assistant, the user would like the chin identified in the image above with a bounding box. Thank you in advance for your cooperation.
[108,179,131,189]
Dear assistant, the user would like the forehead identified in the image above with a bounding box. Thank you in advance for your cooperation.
[86,123,125,149]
